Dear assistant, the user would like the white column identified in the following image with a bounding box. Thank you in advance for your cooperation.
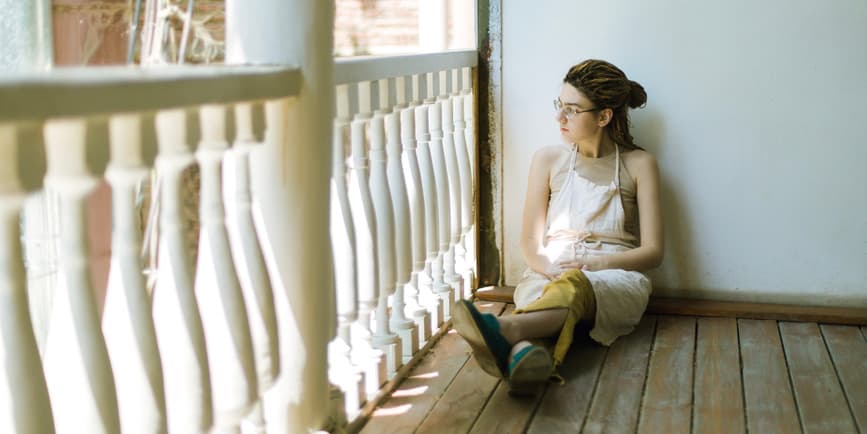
[226,0,334,431]
[0,123,55,434]
[42,118,121,434]
[196,105,258,434]
[453,86,474,299]
[101,114,167,434]
[228,102,280,434]
[152,109,213,434]
[462,67,478,292]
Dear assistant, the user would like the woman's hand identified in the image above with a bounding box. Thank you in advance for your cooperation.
[553,255,607,275]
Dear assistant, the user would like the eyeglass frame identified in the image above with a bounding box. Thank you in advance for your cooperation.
[553,98,601,119]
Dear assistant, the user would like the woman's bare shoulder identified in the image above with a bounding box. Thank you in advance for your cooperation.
[531,144,571,167]
[622,148,659,178]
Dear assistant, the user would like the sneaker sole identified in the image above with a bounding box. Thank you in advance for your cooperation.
[508,346,552,396]
[451,301,504,378]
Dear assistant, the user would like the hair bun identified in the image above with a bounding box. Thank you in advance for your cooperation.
[627,80,647,109]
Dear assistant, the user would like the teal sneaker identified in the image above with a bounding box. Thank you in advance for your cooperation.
[507,342,553,395]
[451,300,511,378]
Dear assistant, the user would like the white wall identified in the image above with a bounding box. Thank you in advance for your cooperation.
[502,0,867,307]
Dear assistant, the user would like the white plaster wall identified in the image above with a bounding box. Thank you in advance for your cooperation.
[502,0,867,307]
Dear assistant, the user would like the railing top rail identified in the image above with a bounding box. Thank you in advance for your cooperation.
[0,65,301,122]
[334,49,477,85]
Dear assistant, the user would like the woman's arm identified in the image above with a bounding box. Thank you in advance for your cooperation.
[565,150,664,272]
[520,147,561,278]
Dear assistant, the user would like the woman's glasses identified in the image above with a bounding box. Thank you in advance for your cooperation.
[553,98,600,119]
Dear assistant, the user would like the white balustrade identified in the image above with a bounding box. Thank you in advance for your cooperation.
[101,114,167,434]
[347,116,387,397]
[196,104,258,434]
[42,118,121,434]
[414,89,443,331]
[461,67,478,295]
[426,73,454,323]
[384,106,418,362]
[399,103,431,347]
[368,115,402,376]
[152,109,213,434]
[0,123,55,434]
[227,102,280,434]
[440,71,464,303]
[453,79,474,300]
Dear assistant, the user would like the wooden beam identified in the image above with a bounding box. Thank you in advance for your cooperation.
[473,286,867,325]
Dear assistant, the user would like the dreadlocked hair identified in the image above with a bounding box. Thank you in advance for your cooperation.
[563,59,647,151]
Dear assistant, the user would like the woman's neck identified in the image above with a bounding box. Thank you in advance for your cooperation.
[576,135,616,158]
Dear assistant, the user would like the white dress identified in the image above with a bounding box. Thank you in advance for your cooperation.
[514,144,652,346]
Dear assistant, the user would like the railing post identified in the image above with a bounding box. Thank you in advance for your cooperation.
[196,104,258,434]
[453,72,474,299]
[385,104,418,363]
[101,113,167,434]
[152,108,213,434]
[441,70,464,303]
[328,99,364,418]
[0,123,55,434]
[427,71,453,322]
[347,116,388,397]
[42,118,121,434]
[227,102,280,434]
[414,74,443,333]
[462,66,478,292]
[399,94,431,348]
[369,114,402,377]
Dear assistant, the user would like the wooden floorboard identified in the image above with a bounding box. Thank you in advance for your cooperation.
[359,302,505,434]
[582,315,657,434]
[415,303,509,434]
[637,316,695,434]
[692,317,744,434]
[355,312,867,434]
[738,319,802,434]
[819,324,867,433]
[526,325,608,434]
[779,322,858,433]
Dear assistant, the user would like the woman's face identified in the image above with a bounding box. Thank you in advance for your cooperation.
[555,83,602,145]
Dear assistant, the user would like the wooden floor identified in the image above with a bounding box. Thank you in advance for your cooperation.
[357,301,867,434]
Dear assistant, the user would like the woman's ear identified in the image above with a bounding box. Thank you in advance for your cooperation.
[598,108,614,127]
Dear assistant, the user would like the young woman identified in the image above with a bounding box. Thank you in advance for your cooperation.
[452,59,664,394]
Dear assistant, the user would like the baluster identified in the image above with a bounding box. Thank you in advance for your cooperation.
[101,114,167,434]
[42,118,120,434]
[195,105,258,434]
[152,109,212,434]
[453,81,474,300]
[0,123,55,434]
[328,107,364,419]
[369,113,402,376]
[414,74,442,331]
[462,66,477,292]
[347,115,387,397]
[426,71,453,322]
[440,71,463,303]
[227,102,280,434]
[399,94,431,348]
[385,103,418,362]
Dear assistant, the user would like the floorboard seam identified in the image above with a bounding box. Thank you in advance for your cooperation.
[817,325,859,430]
[688,318,697,434]
[578,341,611,433]
[633,315,659,434]
[736,319,749,434]
[776,321,806,434]
[412,355,471,434]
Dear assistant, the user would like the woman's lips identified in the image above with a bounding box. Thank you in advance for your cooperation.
[560,128,568,133]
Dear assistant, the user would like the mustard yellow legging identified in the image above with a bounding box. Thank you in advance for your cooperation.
[514,269,596,370]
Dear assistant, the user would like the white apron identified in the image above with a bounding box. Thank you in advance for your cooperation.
[514,144,651,346]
